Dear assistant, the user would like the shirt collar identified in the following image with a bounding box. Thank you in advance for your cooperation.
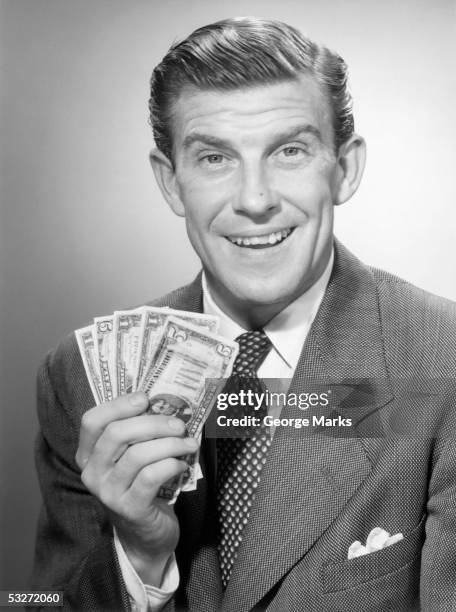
[202,249,333,370]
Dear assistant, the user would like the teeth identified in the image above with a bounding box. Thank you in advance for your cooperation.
[228,228,292,247]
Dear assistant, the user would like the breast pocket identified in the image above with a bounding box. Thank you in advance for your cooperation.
[322,514,426,593]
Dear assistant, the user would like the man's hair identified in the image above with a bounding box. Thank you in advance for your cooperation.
[149,17,354,160]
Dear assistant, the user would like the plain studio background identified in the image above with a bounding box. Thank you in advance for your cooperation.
[0,0,455,590]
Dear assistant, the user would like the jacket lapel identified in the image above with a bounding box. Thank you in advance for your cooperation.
[222,242,394,611]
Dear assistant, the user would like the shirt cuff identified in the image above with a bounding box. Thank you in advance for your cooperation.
[113,527,179,612]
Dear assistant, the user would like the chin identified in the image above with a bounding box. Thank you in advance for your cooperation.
[232,278,299,308]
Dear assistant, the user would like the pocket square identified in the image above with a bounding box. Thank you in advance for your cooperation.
[348,527,404,559]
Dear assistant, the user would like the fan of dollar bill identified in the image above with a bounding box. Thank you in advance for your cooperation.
[75,306,239,503]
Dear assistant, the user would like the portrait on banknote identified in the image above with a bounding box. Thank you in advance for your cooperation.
[147,395,192,422]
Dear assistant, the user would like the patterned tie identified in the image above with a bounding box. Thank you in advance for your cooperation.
[216,330,272,589]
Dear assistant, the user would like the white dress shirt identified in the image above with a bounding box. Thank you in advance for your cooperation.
[114,529,179,612]
[115,250,334,611]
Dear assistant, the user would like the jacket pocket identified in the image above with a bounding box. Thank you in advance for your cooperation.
[322,514,426,593]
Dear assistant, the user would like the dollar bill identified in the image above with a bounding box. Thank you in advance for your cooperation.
[179,446,203,493]
[75,306,229,503]
[93,315,116,402]
[140,316,238,501]
[135,307,219,391]
[113,307,145,396]
[75,325,104,405]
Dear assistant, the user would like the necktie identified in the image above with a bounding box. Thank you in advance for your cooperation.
[216,330,272,589]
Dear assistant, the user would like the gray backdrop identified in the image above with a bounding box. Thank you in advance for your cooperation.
[1,0,455,591]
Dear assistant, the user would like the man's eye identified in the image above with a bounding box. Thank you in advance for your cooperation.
[202,154,224,164]
[280,146,305,157]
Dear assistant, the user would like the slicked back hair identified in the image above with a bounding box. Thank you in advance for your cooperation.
[149,17,354,161]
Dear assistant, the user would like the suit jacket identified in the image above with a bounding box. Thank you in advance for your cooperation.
[31,241,456,611]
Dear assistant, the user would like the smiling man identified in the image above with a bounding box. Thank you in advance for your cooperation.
[150,74,360,329]
[32,17,456,612]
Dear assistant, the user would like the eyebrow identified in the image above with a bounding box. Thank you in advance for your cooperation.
[182,124,323,152]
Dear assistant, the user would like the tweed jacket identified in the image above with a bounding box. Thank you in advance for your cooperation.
[31,241,456,611]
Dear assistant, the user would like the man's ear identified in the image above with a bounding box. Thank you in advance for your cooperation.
[334,134,366,206]
[149,148,185,217]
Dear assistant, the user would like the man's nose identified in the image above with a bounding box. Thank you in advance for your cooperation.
[233,163,277,216]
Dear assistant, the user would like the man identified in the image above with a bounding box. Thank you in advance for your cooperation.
[31,17,456,612]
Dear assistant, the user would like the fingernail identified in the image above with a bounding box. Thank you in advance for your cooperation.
[168,418,184,431]
[130,393,147,408]
[184,437,198,449]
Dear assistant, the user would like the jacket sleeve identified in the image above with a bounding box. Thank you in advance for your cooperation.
[420,435,456,611]
[30,348,133,611]
[30,330,182,612]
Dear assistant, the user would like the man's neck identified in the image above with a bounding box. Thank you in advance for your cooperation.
[204,291,291,330]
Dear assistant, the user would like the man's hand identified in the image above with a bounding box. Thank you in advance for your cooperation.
[75,392,198,586]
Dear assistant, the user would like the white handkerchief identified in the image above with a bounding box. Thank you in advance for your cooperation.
[347,528,403,559]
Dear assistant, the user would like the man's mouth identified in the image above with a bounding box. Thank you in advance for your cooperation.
[225,228,294,249]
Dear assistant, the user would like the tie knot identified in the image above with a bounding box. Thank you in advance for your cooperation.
[233,330,272,376]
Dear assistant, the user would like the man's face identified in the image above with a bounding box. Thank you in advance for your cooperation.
[162,76,346,313]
